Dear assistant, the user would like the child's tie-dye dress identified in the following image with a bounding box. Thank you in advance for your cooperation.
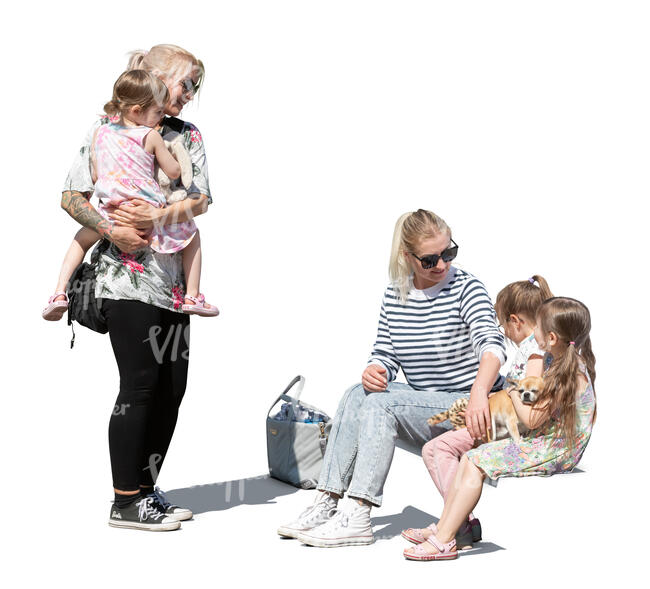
[93,122,196,254]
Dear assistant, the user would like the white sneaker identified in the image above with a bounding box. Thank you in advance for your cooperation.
[277,492,338,539]
[297,501,374,547]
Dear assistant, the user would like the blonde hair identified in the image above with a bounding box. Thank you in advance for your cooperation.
[495,275,554,331]
[388,209,451,304]
[534,297,596,451]
[126,44,205,96]
[103,70,169,118]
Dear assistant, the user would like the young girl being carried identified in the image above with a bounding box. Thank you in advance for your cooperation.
[43,70,218,320]
[403,275,553,549]
[403,295,597,561]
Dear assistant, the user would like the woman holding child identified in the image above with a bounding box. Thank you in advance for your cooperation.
[59,44,212,532]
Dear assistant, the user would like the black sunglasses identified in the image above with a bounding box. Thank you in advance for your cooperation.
[410,239,459,269]
[180,78,200,95]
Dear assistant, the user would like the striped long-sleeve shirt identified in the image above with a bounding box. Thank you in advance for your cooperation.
[368,267,506,392]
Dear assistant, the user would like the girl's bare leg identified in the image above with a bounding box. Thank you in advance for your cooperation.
[406,455,485,556]
[438,456,484,539]
[183,230,202,299]
[182,230,216,309]
[53,228,101,300]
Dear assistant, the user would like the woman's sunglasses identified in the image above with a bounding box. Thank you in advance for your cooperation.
[409,239,459,269]
[180,78,200,95]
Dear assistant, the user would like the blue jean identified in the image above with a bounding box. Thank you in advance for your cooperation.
[317,381,470,507]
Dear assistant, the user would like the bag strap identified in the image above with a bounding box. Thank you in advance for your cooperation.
[267,375,305,418]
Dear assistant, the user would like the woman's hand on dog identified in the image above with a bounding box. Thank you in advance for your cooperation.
[362,364,388,392]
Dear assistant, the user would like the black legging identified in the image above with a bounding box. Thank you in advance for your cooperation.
[101,298,190,491]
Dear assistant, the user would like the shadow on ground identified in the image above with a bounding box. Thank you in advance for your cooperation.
[371,505,504,555]
[165,475,299,514]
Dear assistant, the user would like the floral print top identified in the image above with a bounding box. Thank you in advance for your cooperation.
[62,115,212,312]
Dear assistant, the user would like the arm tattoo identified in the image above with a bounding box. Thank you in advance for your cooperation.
[61,191,113,239]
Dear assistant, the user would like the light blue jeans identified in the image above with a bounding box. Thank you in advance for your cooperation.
[317,381,470,507]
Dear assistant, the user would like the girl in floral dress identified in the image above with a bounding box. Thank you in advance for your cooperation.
[43,69,217,320]
[403,296,597,561]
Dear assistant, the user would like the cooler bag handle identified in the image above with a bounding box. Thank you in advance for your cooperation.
[267,375,305,418]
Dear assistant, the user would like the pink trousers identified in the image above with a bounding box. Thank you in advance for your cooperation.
[422,427,475,500]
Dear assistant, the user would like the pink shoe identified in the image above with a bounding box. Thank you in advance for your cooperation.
[42,292,69,321]
[181,294,220,317]
[403,534,457,561]
[401,522,438,544]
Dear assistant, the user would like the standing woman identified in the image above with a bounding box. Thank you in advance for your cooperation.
[61,45,212,531]
[278,209,506,547]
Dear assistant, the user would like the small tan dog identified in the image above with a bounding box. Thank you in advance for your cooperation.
[427,376,544,442]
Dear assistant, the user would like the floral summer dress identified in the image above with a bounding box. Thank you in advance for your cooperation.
[63,115,212,312]
[466,363,596,480]
[93,122,197,254]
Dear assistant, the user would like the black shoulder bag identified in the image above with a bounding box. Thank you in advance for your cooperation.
[66,238,111,348]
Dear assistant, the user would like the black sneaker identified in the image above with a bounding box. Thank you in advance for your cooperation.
[148,486,193,522]
[108,496,181,531]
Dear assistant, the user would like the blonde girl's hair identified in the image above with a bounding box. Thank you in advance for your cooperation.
[103,70,169,118]
[126,44,205,96]
[388,209,451,304]
[495,275,554,330]
[533,297,597,451]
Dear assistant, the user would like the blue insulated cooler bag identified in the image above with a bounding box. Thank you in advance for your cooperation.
[266,376,331,489]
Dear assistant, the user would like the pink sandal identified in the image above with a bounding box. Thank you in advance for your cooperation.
[42,292,69,321]
[182,294,220,317]
[401,522,438,544]
[403,534,457,561]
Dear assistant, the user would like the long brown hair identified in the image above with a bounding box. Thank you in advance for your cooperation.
[495,275,554,329]
[534,297,596,449]
[103,70,169,118]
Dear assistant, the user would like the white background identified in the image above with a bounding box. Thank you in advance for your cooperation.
[2,0,648,586]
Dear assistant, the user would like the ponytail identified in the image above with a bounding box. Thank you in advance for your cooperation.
[531,275,553,301]
[578,334,597,423]
[126,49,148,71]
[388,213,413,304]
[103,99,120,117]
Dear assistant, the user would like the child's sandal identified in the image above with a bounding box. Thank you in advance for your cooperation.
[401,522,438,544]
[181,293,220,317]
[403,534,457,561]
[42,292,69,321]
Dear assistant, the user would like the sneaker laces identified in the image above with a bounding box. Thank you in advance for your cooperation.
[137,497,165,521]
[151,486,175,510]
[319,508,348,531]
[295,496,335,525]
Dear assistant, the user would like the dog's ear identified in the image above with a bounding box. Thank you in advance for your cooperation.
[505,378,519,388]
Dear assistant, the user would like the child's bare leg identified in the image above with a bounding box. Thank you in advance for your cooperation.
[53,228,101,300]
[182,230,216,309]
[407,455,484,556]
[436,455,484,542]
[183,231,202,299]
